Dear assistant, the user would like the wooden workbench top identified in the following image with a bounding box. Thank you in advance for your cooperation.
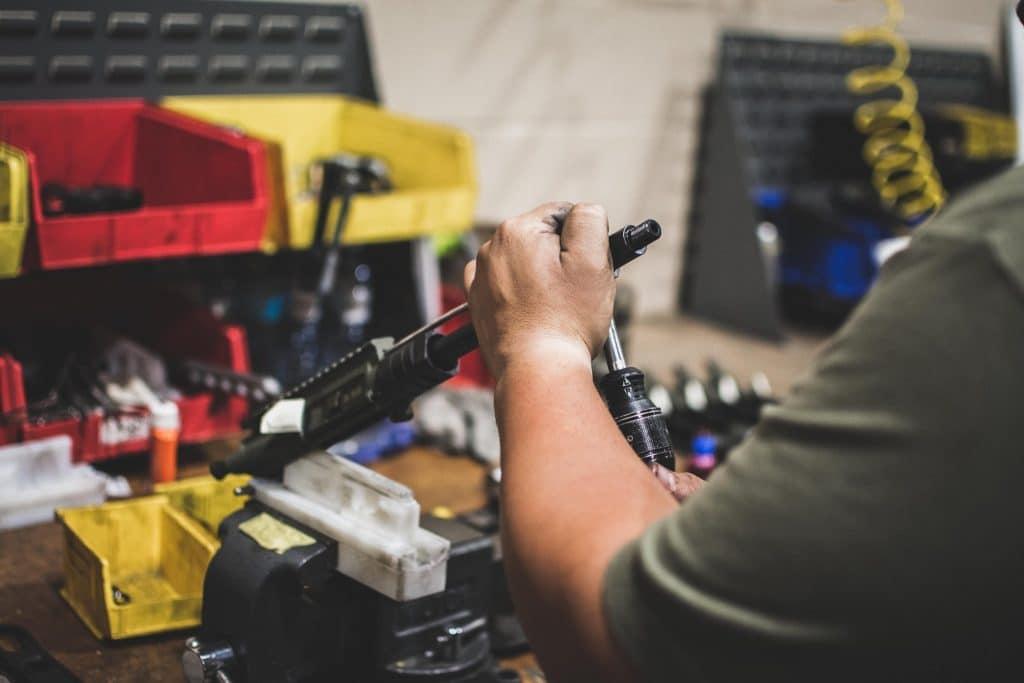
[0,447,526,682]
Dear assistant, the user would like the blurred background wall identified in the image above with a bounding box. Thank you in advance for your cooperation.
[358,0,1011,316]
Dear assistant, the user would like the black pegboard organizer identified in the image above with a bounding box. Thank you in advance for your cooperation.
[680,32,1002,339]
[717,33,996,189]
[0,0,378,101]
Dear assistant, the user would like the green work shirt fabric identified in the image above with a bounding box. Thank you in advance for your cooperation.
[603,165,1024,683]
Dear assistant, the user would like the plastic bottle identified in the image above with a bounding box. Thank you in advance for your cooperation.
[687,431,718,480]
[149,400,180,484]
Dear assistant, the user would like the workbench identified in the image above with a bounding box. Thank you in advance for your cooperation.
[0,446,542,682]
[0,316,822,682]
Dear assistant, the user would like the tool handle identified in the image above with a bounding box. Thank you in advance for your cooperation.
[609,219,662,270]
[599,367,675,470]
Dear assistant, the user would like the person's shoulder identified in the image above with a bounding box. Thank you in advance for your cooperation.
[915,166,1024,294]
[924,165,1024,242]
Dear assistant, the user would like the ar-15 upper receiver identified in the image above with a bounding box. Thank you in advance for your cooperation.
[211,219,663,480]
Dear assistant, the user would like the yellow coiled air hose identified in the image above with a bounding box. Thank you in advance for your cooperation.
[843,0,947,222]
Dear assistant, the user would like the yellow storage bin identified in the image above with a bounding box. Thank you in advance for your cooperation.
[0,143,29,278]
[155,474,250,537]
[164,95,477,250]
[56,495,217,640]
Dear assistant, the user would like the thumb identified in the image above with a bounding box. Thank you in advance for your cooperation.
[652,464,705,503]
[560,203,610,264]
[463,259,477,292]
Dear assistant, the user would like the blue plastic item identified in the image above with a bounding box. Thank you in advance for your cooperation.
[783,217,883,302]
[753,186,890,303]
[691,432,718,458]
[752,187,788,211]
[328,420,417,465]
[688,431,718,478]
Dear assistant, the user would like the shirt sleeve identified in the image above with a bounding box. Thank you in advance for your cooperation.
[603,230,1024,682]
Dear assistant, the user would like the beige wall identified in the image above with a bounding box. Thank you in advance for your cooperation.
[363,0,1011,315]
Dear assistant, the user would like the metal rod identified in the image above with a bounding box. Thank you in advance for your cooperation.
[316,188,354,298]
[393,303,469,349]
[604,318,627,372]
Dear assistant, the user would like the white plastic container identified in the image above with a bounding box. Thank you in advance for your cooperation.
[0,436,113,529]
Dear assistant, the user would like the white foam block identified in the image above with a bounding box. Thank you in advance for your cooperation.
[252,453,449,601]
[0,436,109,530]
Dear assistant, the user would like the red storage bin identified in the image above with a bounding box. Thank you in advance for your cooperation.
[173,324,250,445]
[21,416,87,458]
[132,306,250,446]
[95,409,151,462]
[89,319,251,461]
[0,353,25,415]
[0,353,25,445]
[0,321,252,463]
[0,100,268,270]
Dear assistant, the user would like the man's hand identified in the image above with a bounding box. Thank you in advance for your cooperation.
[461,201,684,682]
[464,201,615,379]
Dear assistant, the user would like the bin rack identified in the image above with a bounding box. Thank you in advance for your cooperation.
[0,143,29,278]
[0,99,269,270]
[0,321,250,464]
[165,94,477,249]
[57,495,217,640]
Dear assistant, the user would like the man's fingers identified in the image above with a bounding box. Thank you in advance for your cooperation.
[463,259,477,292]
[498,202,574,239]
[561,203,610,263]
[521,201,574,231]
[652,464,705,503]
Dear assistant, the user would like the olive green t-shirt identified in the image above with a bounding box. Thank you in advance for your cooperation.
[604,166,1024,682]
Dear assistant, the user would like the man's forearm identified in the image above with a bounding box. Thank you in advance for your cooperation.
[496,354,678,681]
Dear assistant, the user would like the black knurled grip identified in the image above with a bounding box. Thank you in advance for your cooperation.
[599,367,675,469]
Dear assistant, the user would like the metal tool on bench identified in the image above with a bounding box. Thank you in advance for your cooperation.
[310,154,391,311]
[174,360,282,404]
[187,219,664,683]
[284,155,392,383]
[663,362,777,478]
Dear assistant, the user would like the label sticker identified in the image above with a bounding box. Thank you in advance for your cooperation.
[100,413,150,445]
[238,512,316,554]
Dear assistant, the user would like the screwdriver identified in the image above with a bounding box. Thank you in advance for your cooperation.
[583,218,675,469]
